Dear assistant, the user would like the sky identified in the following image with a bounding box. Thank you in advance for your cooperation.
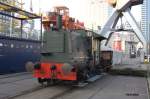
[20,0,142,29]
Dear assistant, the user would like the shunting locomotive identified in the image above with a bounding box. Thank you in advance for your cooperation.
[32,6,107,85]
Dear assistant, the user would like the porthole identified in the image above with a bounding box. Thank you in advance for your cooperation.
[30,45,33,48]
[10,44,14,48]
[21,45,24,48]
[26,45,29,48]
[0,43,3,47]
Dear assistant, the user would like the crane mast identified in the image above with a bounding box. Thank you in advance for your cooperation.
[100,0,146,53]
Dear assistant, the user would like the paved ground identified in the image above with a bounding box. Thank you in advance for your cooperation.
[0,57,149,99]
[0,73,40,99]
[12,75,148,99]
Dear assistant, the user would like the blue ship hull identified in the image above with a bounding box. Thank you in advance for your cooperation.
[0,36,41,74]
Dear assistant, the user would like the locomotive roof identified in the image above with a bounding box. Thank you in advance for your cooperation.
[72,29,106,41]
[85,29,106,41]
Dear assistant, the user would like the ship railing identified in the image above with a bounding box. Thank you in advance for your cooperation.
[0,30,41,40]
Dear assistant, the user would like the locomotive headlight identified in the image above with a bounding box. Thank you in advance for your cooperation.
[25,61,34,72]
[51,65,57,70]
[61,63,74,75]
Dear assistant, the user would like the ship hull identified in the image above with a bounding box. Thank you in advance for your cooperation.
[0,36,41,74]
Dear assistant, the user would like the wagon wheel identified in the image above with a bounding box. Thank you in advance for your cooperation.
[38,78,45,85]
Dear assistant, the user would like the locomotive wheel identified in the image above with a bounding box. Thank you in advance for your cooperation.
[46,79,57,86]
[83,70,89,80]
[105,66,112,72]
[38,78,57,86]
[38,78,44,85]
[78,69,89,81]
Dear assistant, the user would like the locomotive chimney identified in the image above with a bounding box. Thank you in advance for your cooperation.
[56,15,62,30]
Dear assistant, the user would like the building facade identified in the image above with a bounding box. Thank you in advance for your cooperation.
[96,1,113,30]
[85,0,113,30]
[141,0,150,53]
[0,0,21,36]
[0,0,39,40]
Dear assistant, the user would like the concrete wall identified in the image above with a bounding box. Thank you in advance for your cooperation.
[112,51,142,65]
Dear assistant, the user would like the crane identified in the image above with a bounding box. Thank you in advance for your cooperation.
[100,0,146,52]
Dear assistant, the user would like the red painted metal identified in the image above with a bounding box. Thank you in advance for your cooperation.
[42,6,85,31]
[34,63,77,81]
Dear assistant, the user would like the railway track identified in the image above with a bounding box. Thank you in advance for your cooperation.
[4,75,148,99]
[8,74,106,99]
[0,73,82,99]
[8,85,46,99]
[2,74,106,99]
[48,75,107,99]
[0,73,40,99]
[0,72,30,79]
[47,75,115,99]
[10,85,74,99]
[0,73,33,84]
[49,87,75,99]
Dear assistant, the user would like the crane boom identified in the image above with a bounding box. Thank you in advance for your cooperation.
[100,0,146,51]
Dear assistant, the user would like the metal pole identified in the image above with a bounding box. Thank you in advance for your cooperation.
[10,14,13,37]
[147,23,150,55]
[40,15,43,45]
[21,20,23,38]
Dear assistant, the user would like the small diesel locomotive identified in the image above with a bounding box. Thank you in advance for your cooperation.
[33,6,106,84]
